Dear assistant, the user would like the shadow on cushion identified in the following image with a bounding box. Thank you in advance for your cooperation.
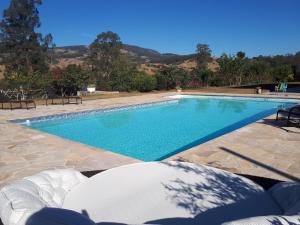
[25,208,96,225]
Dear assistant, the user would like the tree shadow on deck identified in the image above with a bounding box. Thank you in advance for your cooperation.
[219,147,300,182]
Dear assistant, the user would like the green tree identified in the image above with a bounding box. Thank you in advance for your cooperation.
[196,44,212,71]
[217,54,235,86]
[133,72,157,92]
[87,31,122,89]
[272,64,294,82]
[199,68,216,87]
[217,53,247,86]
[244,60,271,84]
[155,67,189,90]
[0,0,54,89]
[193,44,215,87]
[235,51,246,85]
[236,51,246,60]
[51,65,88,95]
[109,56,136,92]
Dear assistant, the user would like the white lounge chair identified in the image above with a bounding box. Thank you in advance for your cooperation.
[0,161,300,225]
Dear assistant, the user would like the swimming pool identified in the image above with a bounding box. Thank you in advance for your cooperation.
[15,95,297,161]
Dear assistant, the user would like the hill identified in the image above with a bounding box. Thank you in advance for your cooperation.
[0,44,197,78]
[50,44,199,75]
[53,44,195,65]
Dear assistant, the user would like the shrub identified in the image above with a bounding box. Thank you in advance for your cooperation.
[272,64,294,82]
[51,65,88,95]
[109,56,135,92]
[88,83,96,88]
[133,73,157,92]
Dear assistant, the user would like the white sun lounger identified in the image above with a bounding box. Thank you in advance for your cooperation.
[1,161,300,225]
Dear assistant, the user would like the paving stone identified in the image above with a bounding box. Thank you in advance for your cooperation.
[0,92,299,184]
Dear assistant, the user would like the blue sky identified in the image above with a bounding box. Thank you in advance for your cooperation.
[0,0,300,57]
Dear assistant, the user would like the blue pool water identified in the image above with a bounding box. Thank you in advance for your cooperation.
[21,96,296,161]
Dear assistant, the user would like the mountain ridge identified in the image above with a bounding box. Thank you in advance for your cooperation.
[53,44,196,64]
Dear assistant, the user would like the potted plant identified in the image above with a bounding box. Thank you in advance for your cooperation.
[87,83,96,93]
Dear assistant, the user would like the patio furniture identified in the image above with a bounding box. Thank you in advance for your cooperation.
[45,91,82,105]
[276,104,300,125]
[1,161,300,225]
[45,90,65,105]
[0,93,36,110]
[64,95,82,104]
[279,82,288,93]
[0,169,87,225]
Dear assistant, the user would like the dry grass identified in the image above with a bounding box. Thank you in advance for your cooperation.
[52,58,84,68]
[138,58,219,75]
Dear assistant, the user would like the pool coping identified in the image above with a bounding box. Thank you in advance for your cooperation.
[9,99,178,125]
[9,94,299,162]
[10,94,300,125]
[1,92,300,183]
[171,93,300,102]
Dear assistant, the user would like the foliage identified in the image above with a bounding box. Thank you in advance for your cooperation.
[236,51,246,59]
[109,56,136,92]
[0,0,54,90]
[234,52,247,85]
[87,31,122,88]
[271,64,294,82]
[107,55,158,92]
[192,44,219,87]
[88,83,96,88]
[217,53,295,86]
[155,67,189,90]
[217,54,236,86]
[51,65,88,95]
[253,52,300,81]
[244,60,271,84]
[199,68,217,86]
[4,70,52,90]
[217,53,248,86]
[133,72,157,92]
[196,44,212,70]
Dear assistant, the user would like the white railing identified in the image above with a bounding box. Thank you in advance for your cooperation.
[0,89,26,100]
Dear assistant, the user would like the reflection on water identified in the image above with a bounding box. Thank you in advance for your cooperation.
[99,111,133,129]
[218,100,248,113]
[196,99,211,112]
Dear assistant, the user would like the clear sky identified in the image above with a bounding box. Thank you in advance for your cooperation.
[0,0,300,57]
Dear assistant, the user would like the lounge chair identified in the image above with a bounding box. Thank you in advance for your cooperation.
[276,104,300,125]
[1,161,300,225]
[0,93,36,110]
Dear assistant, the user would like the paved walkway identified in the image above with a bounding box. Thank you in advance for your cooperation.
[168,115,300,181]
[0,92,300,185]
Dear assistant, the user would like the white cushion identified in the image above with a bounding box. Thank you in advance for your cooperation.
[268,182,300,215]
[0,169,87,225]
[222,215,300,225]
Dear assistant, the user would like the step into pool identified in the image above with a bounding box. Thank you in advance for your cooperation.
[14,95,298,161]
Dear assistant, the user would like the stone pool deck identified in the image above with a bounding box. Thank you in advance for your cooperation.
[0,92,300,185]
